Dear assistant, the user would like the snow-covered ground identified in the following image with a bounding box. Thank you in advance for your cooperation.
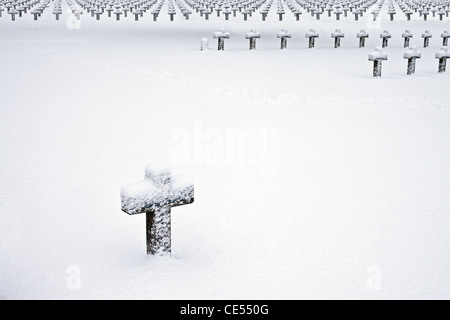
[1,1,450,299]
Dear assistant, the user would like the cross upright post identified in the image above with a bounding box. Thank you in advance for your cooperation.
[121,163,194,256]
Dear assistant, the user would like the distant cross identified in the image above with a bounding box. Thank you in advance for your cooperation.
[121,163,194,256]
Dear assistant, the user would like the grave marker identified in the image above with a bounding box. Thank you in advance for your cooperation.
[369,46,388,77]
[404,46,421,75]
[121,163,194,256]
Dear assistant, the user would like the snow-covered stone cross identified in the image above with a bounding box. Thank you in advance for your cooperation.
[369,46,388,77]
[388,8,396,21]
[435,46,450,73]
[245,30,261,50]
[380,30,391,48]
[334,8,343,20]
[213,29,230,51]
[277,29,291,50]
[357,30,369,48]
[331,29,345,48]
[306,29,319,48]
[404,10,413,21]
[8,8,18,21]
[121,163,194,256]
[402,30,413,48]
[404,46,421,75]
[422,31,432,48]
[442,31,450,47]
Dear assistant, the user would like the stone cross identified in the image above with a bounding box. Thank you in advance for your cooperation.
[369,46,388,77]
[121,163,194,256]
[306,29,319,48]
[277,29,292,50]
[245,30,261,50]
[372,9,379,21]
[380,30,391,48]
[402,30,413,48]
[106,6,113,17]
[277,7,285,21]
[9,8,18,21]
[326,6,333,17]
[357,30,369,48]
[152,9,159,21]
[213,29,230,51]
[115,9,122,20]
[405,10,413,21]
[31,9,40,20]
[223,8,231,20]
[331,29,345,48]
[435,46,450,73]
[168,9,176,21]
[204,9,211,20]
[334,8,343,20]
[260,9,269,21]
[54,8,63,20]
[95,9,102,20]
[242,9,249,21]
[404,46,421,75]
[388,8,396,21]
[442,31,450,46]
[422,31,432,48]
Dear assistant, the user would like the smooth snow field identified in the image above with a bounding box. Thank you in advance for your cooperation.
[1,1,450,300]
